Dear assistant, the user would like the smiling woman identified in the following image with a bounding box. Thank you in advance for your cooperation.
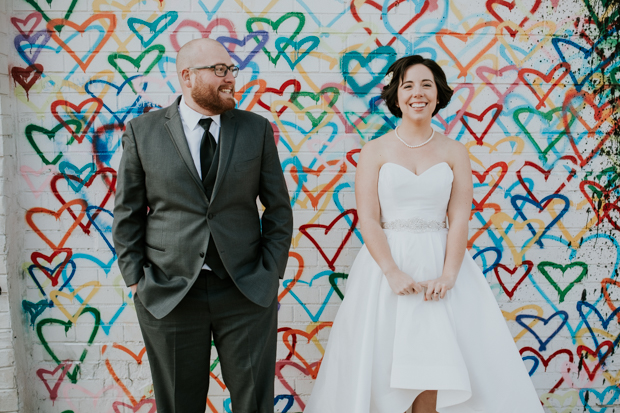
[381,55,453,118]
[304,55,544,413]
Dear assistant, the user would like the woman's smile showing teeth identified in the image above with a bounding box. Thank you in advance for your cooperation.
[393,62,441,119]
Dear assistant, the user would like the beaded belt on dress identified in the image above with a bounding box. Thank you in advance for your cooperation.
[381,217,446,232]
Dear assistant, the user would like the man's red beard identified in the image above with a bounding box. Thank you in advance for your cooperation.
[191,79,236,114]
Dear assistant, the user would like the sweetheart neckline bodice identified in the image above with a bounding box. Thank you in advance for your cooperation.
[378,161,454,224]
[379,161,452,178]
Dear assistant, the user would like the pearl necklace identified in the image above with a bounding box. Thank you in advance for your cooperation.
[394,127,435,148]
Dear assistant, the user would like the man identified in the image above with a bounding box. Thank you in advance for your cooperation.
[112,38,293,413]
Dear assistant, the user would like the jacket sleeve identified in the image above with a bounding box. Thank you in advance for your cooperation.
[258,120,294,279]
[112,121,148,286]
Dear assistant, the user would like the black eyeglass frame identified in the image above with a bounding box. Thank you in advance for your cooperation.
[188,64,240,78]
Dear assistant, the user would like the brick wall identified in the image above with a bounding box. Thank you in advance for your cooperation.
[0,2,24,412]
[3,0,620,412]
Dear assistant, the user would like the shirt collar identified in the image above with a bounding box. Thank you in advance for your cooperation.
[179,96,221,130]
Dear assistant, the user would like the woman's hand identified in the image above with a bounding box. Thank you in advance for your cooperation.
[420,275,456,301]
[385,269,423,296]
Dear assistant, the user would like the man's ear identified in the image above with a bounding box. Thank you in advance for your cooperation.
[180,69,192,88]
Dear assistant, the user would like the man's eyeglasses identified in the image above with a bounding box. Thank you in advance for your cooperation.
[188,64,239,78]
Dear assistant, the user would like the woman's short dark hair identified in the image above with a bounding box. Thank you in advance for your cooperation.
[380,55,453,117]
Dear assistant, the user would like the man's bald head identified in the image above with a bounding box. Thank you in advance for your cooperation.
[176,38,236,116]
[176,38,229,77]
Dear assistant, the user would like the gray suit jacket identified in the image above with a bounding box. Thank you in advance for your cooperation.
[112,97,293,319]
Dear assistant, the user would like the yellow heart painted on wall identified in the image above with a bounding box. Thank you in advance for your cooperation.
[541,391,579,413]
[50,280,101,323]
[491,213,545,265]
[466,136,525,170]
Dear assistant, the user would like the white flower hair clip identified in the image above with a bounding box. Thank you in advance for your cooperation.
[383,72,393,86]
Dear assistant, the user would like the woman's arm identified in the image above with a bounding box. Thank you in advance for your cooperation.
[355,141,422,295]
[421,141,473,300]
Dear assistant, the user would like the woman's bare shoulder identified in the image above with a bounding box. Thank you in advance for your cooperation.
[361,132,393,150]
[359,133,393,164]
[433,131,469,166]
[434,131,464,148]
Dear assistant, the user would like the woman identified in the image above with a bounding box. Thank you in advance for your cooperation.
[304,56,543,413]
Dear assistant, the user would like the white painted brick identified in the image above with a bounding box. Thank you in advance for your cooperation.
[277,304,294,323]
[0,76,7,97]
[0,330,12,351]
[0,368,14,389]
[294,377,315,396]
[0,350,13,369]
[0,314,10,330]
[0,389,18,411]
[123,323,145,342]
[0,56,7,78]
[0,97,12,118]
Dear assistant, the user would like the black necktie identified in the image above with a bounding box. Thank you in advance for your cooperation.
[197,118,227,279]
[198,118,216,186]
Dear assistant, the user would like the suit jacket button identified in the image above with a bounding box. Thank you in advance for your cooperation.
[208,213,213,219]
[199,252,205,258]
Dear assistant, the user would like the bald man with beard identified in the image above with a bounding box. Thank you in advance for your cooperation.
[113,38,293,413]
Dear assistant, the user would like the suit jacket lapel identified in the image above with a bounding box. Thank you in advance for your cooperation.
[163,98,208,199]
[210,110,238,202]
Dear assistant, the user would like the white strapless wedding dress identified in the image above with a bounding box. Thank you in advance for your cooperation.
[304,162,543,413]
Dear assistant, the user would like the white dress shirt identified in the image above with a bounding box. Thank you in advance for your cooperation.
[178,97,221,270]
[178,96,221,180]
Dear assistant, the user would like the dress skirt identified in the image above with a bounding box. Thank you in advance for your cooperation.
[304,228,543,413]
